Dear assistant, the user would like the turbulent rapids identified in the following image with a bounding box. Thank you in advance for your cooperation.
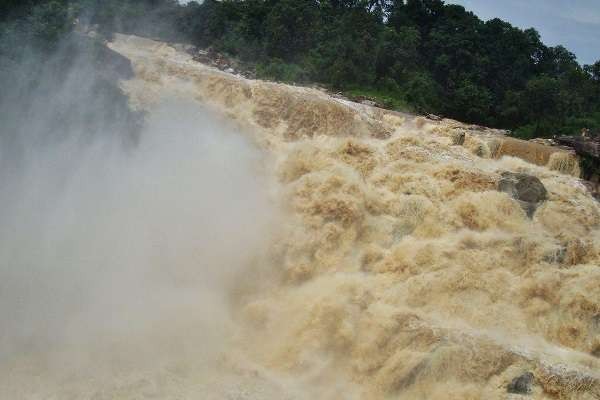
[2,34,600,399]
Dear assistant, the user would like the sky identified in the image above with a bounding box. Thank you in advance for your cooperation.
[449,0,600,65]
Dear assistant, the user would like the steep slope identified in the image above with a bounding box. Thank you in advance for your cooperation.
[70,34,600,399]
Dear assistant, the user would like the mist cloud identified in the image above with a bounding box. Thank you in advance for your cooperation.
[0,68,274,375]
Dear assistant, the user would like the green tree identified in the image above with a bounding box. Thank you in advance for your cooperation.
[375,26,420,82]
[449,80,493,123]
[585,60,600,82]
[263,0,319,61]
[309,7,381,87]
[403,71,441,113]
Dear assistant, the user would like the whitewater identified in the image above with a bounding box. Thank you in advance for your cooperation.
[1,34,599,399]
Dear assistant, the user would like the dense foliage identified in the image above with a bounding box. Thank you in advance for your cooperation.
[2,0,600,139]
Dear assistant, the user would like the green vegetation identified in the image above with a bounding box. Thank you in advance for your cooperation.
[343,86,412,111]
[2,0,600,140]
[256,58,310,82]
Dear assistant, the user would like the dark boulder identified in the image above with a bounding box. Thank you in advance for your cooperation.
[556,135,600,159]
[507,372,534,394]
[498,172,548,203]
[498,172,548,217]
[68,33,134,81]
[96,44,134,80]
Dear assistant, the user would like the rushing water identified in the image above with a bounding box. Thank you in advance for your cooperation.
[1,34,599,399]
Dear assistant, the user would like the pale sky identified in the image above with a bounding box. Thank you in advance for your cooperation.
[449,0,600,65]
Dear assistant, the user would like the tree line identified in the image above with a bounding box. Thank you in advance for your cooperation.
[2,0,600,139]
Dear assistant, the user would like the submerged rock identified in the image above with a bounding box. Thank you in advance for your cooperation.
[542,246,567,264]
[507,372,534,394]
[498,172,548,217]
[498,172,548,203]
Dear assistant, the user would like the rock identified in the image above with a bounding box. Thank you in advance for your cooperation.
[542,246,567,264]
[361,99,377,107]
[74,33,134,80]
[592,315,600,357]
[556,135,600,158]
[450,129,466,145]
[529,138,556,147]
[582,181,600,201]
[97,45,134,80]
[172,43,195,53]
[592,314,600,331]
[507,372,534,394]
[468,124,487,131]
[499,172,548,203]
[498,172,548,217]
[426,113,442,121]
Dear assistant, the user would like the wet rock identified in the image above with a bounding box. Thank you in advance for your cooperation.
[450,129,466,145]
[592,314,600,332]
[73,33,134,80]
[529,138,557,147]
[97,45,134,80]
[592,317,600,357]
[498,172,548,217]
[542,246,567,264]
[349,95,385,109]
[468,124,487,131]
[361,99,377,107]
[582,181,600,201]
[592,319,600,357]
[499,172,548,203]
[556,135,600,158]
[507,372,534,394]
